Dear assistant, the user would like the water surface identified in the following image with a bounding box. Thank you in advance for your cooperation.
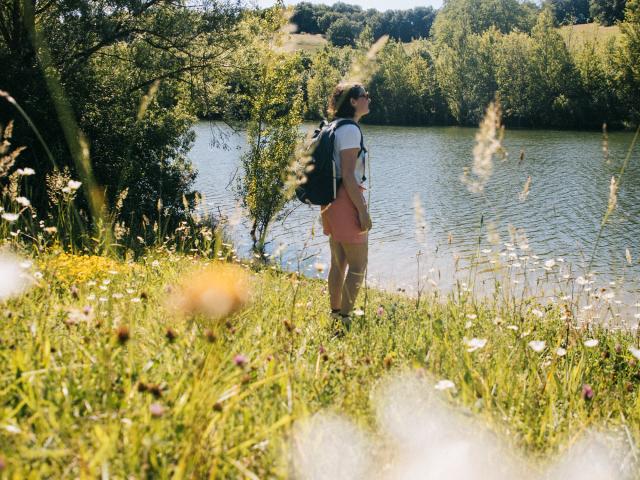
[189,122,640,318]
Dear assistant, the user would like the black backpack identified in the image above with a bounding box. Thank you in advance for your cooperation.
[295,119,365,206]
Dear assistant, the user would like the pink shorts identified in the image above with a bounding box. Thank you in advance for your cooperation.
[321,185,368,244]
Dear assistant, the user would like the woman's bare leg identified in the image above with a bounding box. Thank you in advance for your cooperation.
[340,241,368,315]
[328,237,347,311]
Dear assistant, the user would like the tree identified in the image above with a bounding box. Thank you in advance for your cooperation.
[494,31,537,125]
[616,0,640,123]
[548,0,592,24]
[432,0,538,45]
[367,40,446,125]
[291,2,321,34]
[306,48,343,118]
[237,53,304,251]
[327,17,362,47]
[590,0,627,25]
[528,9,578,126]
[0,0,244,241]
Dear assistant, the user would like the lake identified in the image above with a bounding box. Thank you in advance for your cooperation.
[189,121,640,323]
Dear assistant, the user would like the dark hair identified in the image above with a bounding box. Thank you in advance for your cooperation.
[327,83,365,120]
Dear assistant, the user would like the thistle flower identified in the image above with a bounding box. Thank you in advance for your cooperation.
[165,328,177,342]
[150,403,166,417]
[116,325,130,344]
[234,354,248,367]
[581,384,594,401]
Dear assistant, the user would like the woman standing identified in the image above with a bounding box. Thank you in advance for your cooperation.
[321,83,372,332]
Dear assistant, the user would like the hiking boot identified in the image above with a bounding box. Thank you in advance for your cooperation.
[331,312,352,339]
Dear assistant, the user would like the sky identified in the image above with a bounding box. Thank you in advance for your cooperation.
[254,0,444,12]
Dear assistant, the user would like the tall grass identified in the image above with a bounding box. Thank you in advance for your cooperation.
[1,248,640,477]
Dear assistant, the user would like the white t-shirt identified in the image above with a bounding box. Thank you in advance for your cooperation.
[333,119,367,186]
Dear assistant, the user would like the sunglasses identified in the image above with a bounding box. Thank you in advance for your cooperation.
[357,92,371,100]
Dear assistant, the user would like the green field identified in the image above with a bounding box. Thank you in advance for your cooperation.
[1,250,639,477]
[560,23,621,51]
[285,24,622,54]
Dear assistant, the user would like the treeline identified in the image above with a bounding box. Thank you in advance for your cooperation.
[291,2,436,46]
[291,0,629,48]
[550,0,627,25]
[297,0,640,129]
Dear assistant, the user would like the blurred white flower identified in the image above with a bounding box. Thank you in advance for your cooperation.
[353,309,365,317]
[584,339,599,348]
[531,309,544,318]
[528,340,546,352]
[629,347,640,361]
[314,262,326,273]
[0,253,33,300]
[68,180,82,190]
[556,347,567,357]
[544,259,556,268]
[15,197,30,207]
[434,380,456,391]
[466,314,477,320]
[2,213,19,222]
[576,276,588,285]
[464,338,487,352]
[16,167,35,176]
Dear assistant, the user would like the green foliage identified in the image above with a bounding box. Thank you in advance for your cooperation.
[528,9,579,126]
[367,41,447,125]
[549,0,592,24]
[590,0,627,25]
[306,48,348,119]
[236,53,304,251]
[616,0,640,123]
[432,0,538,45]
[326,17,363,47]
[0,0,244,243]
[290,2,436,42]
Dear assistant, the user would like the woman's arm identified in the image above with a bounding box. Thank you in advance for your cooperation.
[341,148,372,232]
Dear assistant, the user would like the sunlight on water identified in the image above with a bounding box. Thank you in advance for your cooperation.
[190,121,640,320]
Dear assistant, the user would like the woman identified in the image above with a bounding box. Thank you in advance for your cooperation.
[321,83,372,332]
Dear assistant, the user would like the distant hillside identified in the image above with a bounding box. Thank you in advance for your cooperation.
[559,23,621,50]
[283,25,622,54]
[281,33,328,53]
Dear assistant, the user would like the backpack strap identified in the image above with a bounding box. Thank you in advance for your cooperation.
[333,119,367,183]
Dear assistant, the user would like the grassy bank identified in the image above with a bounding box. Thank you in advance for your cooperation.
[1,250,639,477]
